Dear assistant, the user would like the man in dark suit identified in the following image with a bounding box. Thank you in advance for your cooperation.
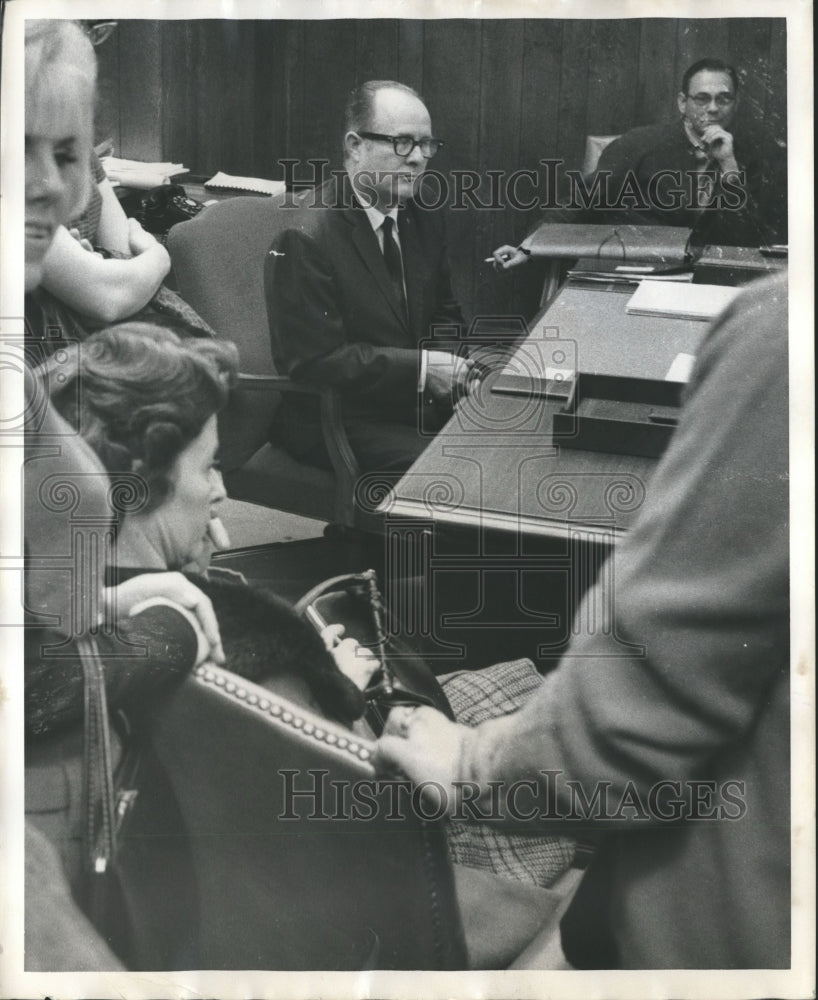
[493,58,787,269]
[590,57,787,247]
[265,80,469,475]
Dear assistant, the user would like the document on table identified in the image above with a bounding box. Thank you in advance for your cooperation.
[204,172,286,196]
[101,156,188,189]
[626,281,741,321]
[664,353,697,382]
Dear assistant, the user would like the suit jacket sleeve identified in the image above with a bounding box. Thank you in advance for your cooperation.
[265,226,423,416]
[457,275,789,810]
[734,131,788,244]
[428,222,467,341]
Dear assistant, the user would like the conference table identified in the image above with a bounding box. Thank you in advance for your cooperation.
[384,279,710,542]
[378,276,715,671]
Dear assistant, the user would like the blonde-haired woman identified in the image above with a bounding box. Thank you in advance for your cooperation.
[24,19,96,292]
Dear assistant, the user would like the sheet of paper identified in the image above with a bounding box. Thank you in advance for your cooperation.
[664,352,697,382]
[204,171,286,196]
[626,280,741,321]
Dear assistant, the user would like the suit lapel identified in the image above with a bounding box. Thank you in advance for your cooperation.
[398,207,426,343]
[341,194,410,332]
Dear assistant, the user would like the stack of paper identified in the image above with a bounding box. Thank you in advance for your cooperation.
[101,156,188,190]
[626,281,741,321]
[204,172,287,197]
[568,258,694,286]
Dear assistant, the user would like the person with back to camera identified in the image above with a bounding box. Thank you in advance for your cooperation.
[377,271,790,969]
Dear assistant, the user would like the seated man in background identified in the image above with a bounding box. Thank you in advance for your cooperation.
[591,57,787,246]
[265,80,471,475]
[493,57,787,269]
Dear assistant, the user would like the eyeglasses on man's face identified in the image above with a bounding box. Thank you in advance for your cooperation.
[83,21,118,47]
[357,132,444,158]
[686,92,736,108]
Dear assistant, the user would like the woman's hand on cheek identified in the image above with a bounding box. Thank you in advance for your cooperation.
[108,572,225,665]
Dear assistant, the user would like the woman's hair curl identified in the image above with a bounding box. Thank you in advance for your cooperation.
[49,324,239,511]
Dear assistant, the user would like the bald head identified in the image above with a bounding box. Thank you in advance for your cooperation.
[344,81,434,210]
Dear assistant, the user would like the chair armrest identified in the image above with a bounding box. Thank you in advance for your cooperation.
[235,373,361,526]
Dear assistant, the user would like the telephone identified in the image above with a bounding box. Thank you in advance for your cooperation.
[139,183,204,236]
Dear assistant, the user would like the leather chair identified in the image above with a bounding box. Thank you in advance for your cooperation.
[114,666,467,970]
[581,134,621,178]
[167,195,366,529]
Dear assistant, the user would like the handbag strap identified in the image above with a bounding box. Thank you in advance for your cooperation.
[79,635,117,880]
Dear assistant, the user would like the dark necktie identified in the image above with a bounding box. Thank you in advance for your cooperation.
[381,215,408,321]
[690,144,716,209]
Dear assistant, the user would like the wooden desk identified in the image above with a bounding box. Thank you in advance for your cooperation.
[693,245,787,286]
[384,282,709,544]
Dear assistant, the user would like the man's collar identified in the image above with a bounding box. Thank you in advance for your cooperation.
[361,202,400,234]
[346,166,401,231]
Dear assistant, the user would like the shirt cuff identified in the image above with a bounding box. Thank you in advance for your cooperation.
[419,349,429,393]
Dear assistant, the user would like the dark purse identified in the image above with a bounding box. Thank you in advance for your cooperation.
[294,569,454,734]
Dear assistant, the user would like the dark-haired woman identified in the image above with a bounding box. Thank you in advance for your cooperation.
[46,322,370,728]
[47,323,578,966]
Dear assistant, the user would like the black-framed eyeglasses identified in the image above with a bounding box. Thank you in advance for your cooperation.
[686,92,736,108]
[83,21,118,47]
[357,132,444,158]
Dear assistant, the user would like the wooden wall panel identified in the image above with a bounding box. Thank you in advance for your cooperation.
[422,19,482,322]
[586,20,642,135]
[117,21,162,161]
[636,20,679,127]
[397,20,424,92]
[766,19,787,141]
[160,22,196,170]
[94,26,120,151]
[266,21,306,176]
[555,19,592,169]
[673,19,733,99]
[302,21,357,170]
[96,17,788,320]
[473,20,525,317]
[728,19,777,130]
[510,20,566,321]
[356,19,400,82]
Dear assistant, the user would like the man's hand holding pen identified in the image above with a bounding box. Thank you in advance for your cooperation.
[699,125,739,173]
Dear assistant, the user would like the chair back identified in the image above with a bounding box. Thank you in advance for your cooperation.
[582,134,621,177]
[115,666,467,970]
[168,195,290,471]
[23,366,112,639]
